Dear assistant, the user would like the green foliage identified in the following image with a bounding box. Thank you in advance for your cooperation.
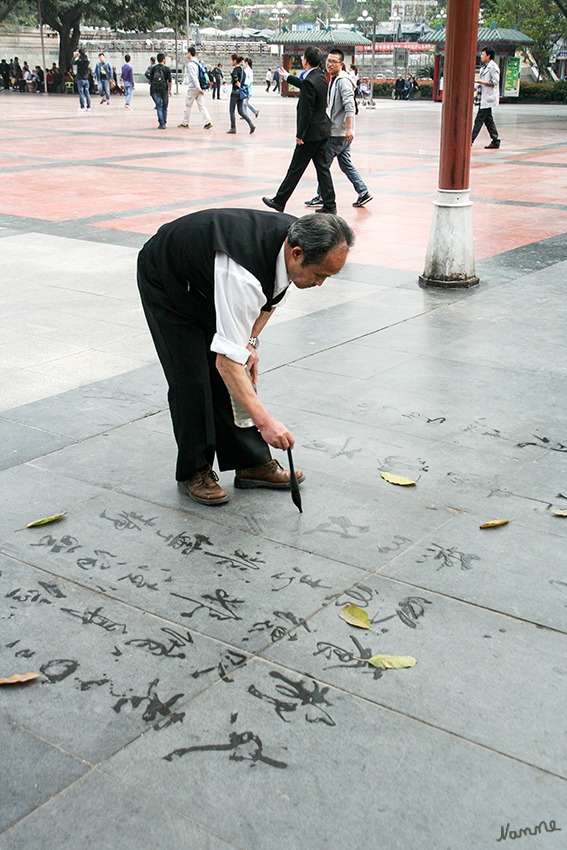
[514,79,567,100]
[484,0,567,78]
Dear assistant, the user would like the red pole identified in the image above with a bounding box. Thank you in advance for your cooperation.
[438,0,481,190]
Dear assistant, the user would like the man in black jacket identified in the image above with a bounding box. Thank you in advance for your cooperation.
[138,209,353,505]
[263,46,336,215]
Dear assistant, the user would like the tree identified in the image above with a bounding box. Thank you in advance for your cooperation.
[4,0,220,74]
[481,0,567,78]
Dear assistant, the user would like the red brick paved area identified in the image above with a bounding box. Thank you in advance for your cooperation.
[1,89,567,269]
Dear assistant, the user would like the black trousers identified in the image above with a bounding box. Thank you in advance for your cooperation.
[274,138,336,210]
[472,107,499,144]
[212,79,221,99]
[137,257,271,482]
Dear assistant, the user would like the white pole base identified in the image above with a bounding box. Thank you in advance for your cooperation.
[419,188,479,289]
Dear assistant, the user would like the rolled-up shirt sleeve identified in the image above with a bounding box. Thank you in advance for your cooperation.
[211,252,266,364]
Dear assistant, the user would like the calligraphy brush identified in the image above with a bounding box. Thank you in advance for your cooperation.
[287,447,303,513]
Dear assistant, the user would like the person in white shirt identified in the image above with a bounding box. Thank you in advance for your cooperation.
[178,46,213,130]
[137,209,353,505]
[472,47,501,149]
[241,57,259,121]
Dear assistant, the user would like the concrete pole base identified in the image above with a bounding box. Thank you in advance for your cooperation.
[419,188,479,289]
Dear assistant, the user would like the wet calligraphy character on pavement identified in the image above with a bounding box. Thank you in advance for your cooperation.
[248,671,335,726]
[163,729,287,770]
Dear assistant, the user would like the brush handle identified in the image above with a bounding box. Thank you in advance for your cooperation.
[287,448,299,491]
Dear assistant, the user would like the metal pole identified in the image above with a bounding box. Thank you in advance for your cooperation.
[37,0,48,95]
[174,20,179,94]
[419,0,481,289]
[368,0,376,108]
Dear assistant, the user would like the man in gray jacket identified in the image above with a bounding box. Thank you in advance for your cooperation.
[305,48,372,209]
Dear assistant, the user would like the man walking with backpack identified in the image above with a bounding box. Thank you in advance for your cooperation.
[148,53,172,129]
[178,46,213,130]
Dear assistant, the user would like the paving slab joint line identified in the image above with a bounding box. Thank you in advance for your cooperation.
[248,655,567,783]
[90,767,249,850]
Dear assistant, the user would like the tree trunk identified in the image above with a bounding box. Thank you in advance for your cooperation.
[0,0,22,25]
[42,3,84,73]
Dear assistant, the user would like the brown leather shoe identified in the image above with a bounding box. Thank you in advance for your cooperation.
[234,458,305,489]
[178,467,229,505]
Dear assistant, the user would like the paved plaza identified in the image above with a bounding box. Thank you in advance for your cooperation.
[1,87,566,849]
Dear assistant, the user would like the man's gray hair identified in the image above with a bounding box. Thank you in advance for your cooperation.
[287,214,355,266]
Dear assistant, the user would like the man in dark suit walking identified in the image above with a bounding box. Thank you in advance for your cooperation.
[263,46,336,215]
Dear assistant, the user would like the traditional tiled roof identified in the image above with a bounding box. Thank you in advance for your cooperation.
[420,25,534,45]
[271,28,372,46]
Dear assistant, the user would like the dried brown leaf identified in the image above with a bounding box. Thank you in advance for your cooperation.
[479,519,509,528]
[0,672,44,685]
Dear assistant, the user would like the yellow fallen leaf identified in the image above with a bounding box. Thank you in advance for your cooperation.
[366,655,416,669]
[0,672,44,685]
[340,604,371,629]
[381,472,416,486]
[26,511,67,528]
[553,509,567,517]
[479,519,509,528]
[16,512,67,531]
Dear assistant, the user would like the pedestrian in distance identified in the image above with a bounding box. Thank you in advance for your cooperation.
[211,63,223,100]
[72,48,91,111]
[178,46,213,130]
[472,47,501,149]
[121,54,134,109]
[263,46,336,214]
[226,53,255,135]
[137,209,354,505]
[93,53,113,105]
[305,48,372,210]
[241,57,259,121]
[271,68,280,92]
[148,53,172,129]
[265,68,272,91]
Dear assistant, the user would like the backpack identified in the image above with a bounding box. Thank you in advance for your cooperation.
[151,63,167,92]
[195,60,209,90]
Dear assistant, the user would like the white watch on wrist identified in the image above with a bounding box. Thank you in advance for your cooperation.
[248,337,259,350]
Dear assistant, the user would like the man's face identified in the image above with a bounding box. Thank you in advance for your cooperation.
[326,54,342,77]
[481,50,489,64]
[287,243,348,289]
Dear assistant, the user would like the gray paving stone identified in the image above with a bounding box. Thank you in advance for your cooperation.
[0,720,89,831]
[261,573,567,776]
[285,406,529,511]
[0,490,365,654]
[259,358,565,460]
[28,422,175,490]
[0,555,249,763]
[0,464,104,536]
[123,460,449,573]
[2,363,167,441]
[0,419,73,471]
[99,658,567,850]
[467,450,567,537]
[0,770,239,850]
[379,512,567,631]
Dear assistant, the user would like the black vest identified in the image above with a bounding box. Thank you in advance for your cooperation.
[139,208,297,319]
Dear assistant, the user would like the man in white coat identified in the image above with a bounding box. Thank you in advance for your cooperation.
[178,46,213,130]
[472,47,501,149]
